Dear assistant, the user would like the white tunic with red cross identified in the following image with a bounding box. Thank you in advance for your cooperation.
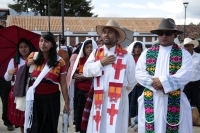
[83,45,137,133]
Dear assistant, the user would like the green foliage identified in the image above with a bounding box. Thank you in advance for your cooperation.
[189,22,195,25]
[8,0,97,17]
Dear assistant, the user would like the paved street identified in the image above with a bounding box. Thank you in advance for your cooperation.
[0,95,200,133]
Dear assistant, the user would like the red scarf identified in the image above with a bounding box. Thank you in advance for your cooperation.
[81,87,94,130]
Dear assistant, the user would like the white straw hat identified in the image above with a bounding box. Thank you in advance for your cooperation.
[182,38,199,48]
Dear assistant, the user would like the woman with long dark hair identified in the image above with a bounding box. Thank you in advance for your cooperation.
[4,38,36,132]
[25,32,70,133]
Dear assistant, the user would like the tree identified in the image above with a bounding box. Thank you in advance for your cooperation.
[189,22,195,25]
[8,0,97,17]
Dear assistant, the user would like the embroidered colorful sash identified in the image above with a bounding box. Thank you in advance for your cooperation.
[93,45,128,133]
[145,43,182,133]
[77,57,86,74]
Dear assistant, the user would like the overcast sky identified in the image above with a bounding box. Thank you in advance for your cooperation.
[1,0,200,25]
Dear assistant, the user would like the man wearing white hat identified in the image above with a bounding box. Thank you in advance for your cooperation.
[135,18,193,133]
[182,38,200,112]
[83,19,137,133]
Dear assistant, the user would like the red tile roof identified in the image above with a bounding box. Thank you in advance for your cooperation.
[6,16,200,40]
[6,16,162,32]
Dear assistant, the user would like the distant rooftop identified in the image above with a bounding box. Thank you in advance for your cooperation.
[6,16,163,33]
[0,8,10,11]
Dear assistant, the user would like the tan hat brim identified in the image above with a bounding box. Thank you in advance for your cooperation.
[96,25,126,43]
[150,29,183,35]
[183,40,199,48]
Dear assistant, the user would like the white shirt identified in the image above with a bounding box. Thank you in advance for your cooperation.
[83,45,137,133]
[56,45,68,52]
[60,46,68,52]
[191,51,200,81]
[83,45,136,91]
[4,58,25,82]
[135,45,193,133]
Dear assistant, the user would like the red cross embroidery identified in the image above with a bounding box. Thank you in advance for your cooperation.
[107,104,118,125]
[94,90,104,109]
[108,82,122,102]
[112,59,126,79]
[96,71,104,87]
[93,111,101,131]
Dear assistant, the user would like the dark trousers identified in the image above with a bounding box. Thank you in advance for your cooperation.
[183,80,200,110]
[0,78,12,126]
[129,85,145,118]
[74,88,87,132]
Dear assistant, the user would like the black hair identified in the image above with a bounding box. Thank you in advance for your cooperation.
[133,42,143,51]
[0,25,4,29]
[59,38,66,44]
[66,46,72,59]
[34,32,58,68]
[15,38,36,64]
[83,40,92,56]
[73,42,83,54]
[77,42,82,47]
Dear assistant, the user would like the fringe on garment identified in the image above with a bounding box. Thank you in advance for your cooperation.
[24,100,34,133]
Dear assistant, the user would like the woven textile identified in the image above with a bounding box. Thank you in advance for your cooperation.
[145,43,182,133]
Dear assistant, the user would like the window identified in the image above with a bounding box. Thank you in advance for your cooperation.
[0,11,8,17]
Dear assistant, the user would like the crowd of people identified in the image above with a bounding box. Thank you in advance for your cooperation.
[0,18,200,133]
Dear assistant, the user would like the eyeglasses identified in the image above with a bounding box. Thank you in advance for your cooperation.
[158,31,174,36]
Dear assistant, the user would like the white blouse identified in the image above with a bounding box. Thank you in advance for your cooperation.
[191,51,200,81]
[4,57,25,81]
